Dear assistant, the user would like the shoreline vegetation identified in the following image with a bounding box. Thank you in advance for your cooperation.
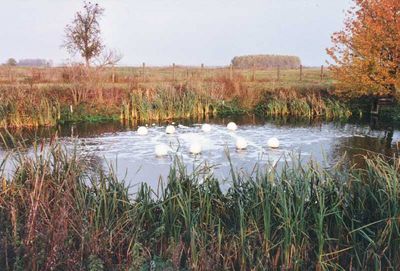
[0,65,360,128]
[0,142,399,270]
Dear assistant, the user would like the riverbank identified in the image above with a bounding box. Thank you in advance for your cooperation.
[0,142,399,270]
[0,65,358,128]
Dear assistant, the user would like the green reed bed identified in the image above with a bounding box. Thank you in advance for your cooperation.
[0,142,399,270]
[121,87,217,122]
[256,96,352,120]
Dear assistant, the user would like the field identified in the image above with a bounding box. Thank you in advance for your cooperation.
[0,65,331,86]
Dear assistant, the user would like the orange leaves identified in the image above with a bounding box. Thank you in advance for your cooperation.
[327,0,400,98]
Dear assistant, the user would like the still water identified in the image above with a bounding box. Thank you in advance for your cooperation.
[1,117,399,189]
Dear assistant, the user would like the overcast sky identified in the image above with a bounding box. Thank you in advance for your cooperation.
[0,0,352,66]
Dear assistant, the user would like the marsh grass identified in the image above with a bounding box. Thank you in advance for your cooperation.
[0,139,399,270]
[0,66,343,127]
[121,86,217,122]
[0,86,61,127]
[255,89,352,120]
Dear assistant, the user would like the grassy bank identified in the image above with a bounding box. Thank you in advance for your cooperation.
[0,66,355,127]
[0,142,399,270]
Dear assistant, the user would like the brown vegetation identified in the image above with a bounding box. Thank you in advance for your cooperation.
[327,0,400,98]
[0,65,333,127]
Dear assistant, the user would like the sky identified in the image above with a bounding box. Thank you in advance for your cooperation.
[0,0,352,67]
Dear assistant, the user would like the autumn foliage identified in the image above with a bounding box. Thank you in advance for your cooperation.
[327,0,400,98]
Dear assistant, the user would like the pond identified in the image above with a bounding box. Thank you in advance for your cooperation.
[1,116,399,189]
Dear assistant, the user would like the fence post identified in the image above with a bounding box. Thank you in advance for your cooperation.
[252,63,255,81]
[320,65,324,80]
[229,64,233,80]
[277,65,280,81]
[112,67,116,83]
[300,64,303,81]
[142,62,145,82]
[186,68,189,81]
[8,67,13,83]
[201,63,204,80]
[172,63,176,81]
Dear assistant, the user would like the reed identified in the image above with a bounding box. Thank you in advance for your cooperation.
[0,88,61,127]
[0,65,343,128]
[256,90,352,120]
[121,86,217,122]
[0,140,399,270]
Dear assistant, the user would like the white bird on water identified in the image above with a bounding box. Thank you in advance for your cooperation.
[227,122,237,131]
[236,137,248,150]
[155,144,169,157]
[137,126,148,135]
[189,142,202,154]
[201,124,212,132]
[267,137,280,148]
[165,125,176,134]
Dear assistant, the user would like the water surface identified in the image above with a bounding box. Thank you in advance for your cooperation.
[1,117,399,189]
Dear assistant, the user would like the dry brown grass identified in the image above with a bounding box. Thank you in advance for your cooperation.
[0,65,334,127]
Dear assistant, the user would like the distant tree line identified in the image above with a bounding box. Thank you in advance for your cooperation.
[231,54,301,69]
[2,58,53,67]
[17,59,53,67]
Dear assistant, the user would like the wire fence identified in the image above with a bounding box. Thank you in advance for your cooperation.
[0,64,330,85]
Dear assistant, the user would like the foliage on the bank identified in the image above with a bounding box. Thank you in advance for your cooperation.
[327,0,400,98]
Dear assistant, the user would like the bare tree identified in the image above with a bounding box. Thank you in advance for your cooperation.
[63,2,105,67]
[95,49,123,68]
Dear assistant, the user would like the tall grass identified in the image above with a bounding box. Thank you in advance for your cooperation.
[120,86,217,122]
[256,89,352,120]
[0,65,342,127]
[0,86,61,127]
[0,141,399,270]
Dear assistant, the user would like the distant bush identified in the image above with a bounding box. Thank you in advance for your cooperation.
[231,54,301,69]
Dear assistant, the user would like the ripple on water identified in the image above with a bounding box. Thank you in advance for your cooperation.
[54,121,397,189]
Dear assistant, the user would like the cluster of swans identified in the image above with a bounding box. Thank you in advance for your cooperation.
[136,122,280,157]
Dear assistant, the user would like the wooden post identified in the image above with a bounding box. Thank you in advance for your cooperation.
[320,65,324,80]
[8,67,13,83]
[300,64,303,81]
[172,63,175,81]
[277,65,280,81]
[186,68,189,81]
[112,67,116,83]
[252,63,255,81]
[229,64,233,80]
[201,63,204,79]
[142,62,145,82]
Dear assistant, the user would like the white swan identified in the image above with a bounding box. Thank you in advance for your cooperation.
[227,122,237,131]
[155,144,169,157]
[165,125,176,134]
[201,124,212,132]
[189,142,202,154]
[236,137,248,150]
[267,137,280,148]
[137,126,148,135]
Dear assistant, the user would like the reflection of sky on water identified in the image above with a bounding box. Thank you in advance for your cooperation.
[0,118,398,191]
[52,121,400,189]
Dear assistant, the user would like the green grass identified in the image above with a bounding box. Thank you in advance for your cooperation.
[0,141,399,270]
